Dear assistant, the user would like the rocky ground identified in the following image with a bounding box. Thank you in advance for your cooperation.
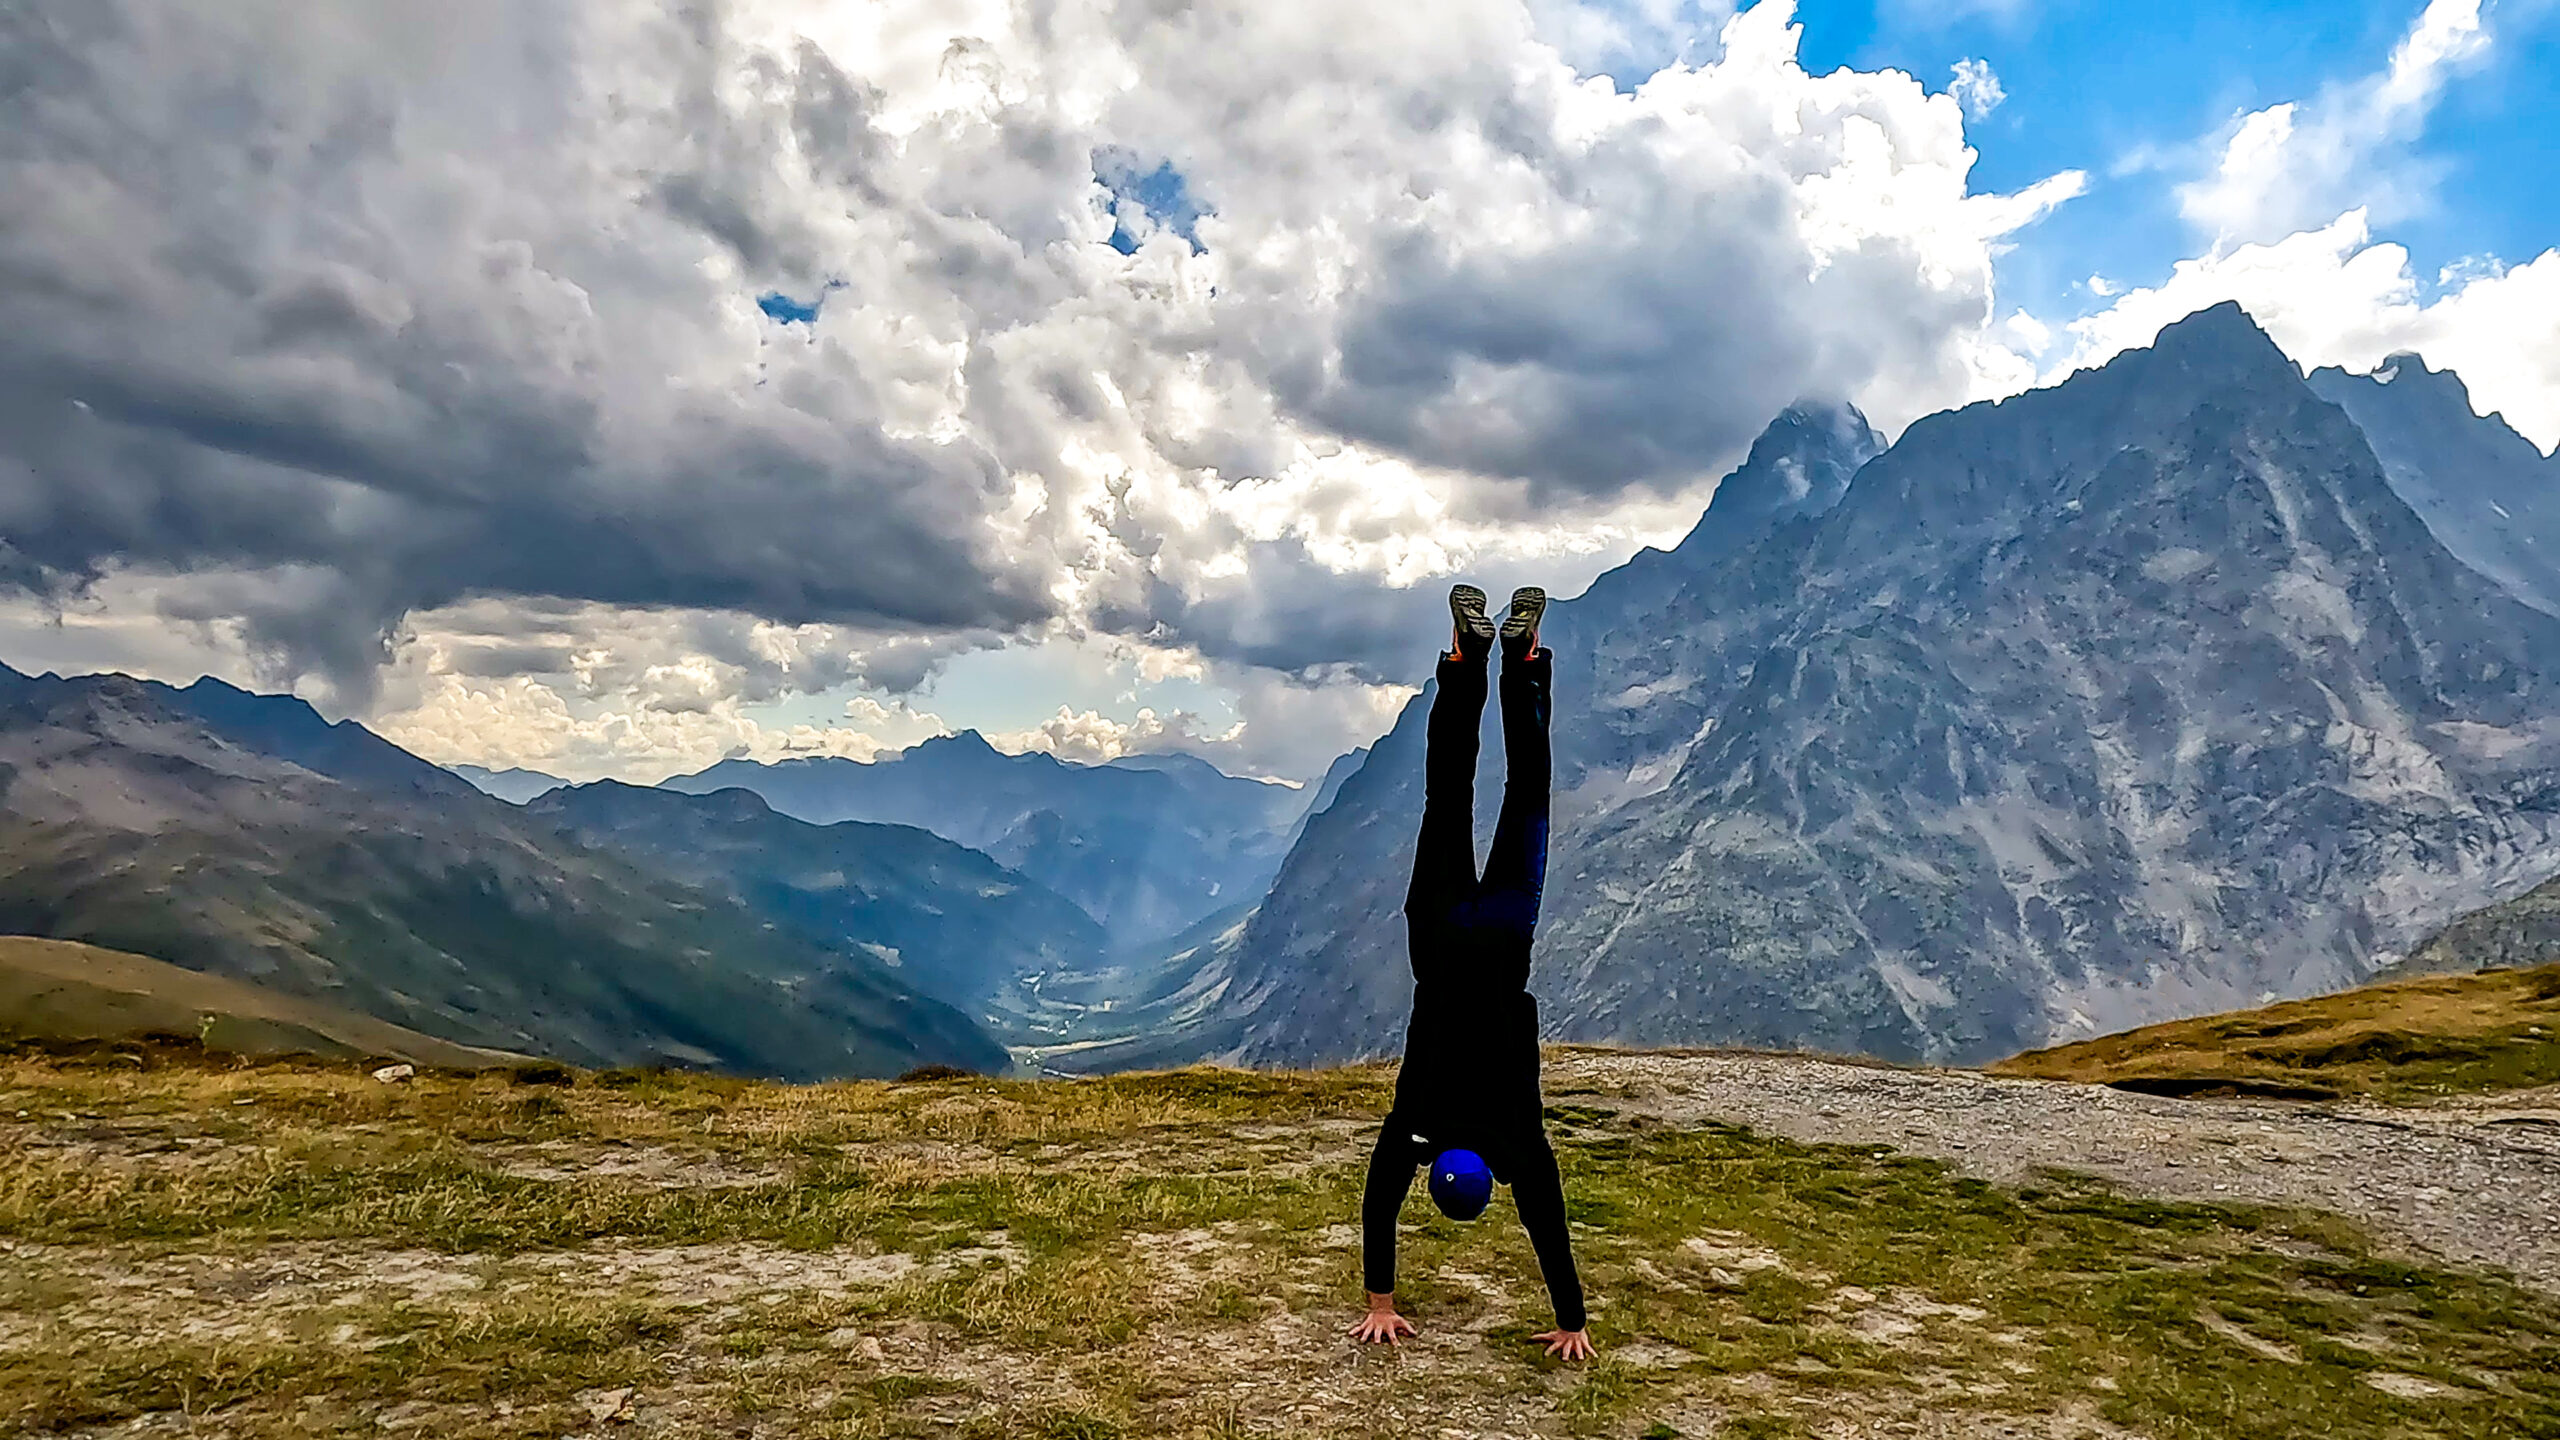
[2,1048,2555,1440]
[1550,1050,2560,1295]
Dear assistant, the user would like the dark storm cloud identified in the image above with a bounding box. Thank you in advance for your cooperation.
[0,2,1052,701]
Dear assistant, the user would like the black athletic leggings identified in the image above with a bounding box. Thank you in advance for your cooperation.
[1404,648,1551,943]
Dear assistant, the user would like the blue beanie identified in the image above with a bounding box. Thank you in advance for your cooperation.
[1428,1148,1494,1221]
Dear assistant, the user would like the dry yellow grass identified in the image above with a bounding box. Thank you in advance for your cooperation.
[1991,961,2560,1102]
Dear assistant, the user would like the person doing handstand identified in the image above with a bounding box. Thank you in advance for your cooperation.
[1349,583,1592,1362]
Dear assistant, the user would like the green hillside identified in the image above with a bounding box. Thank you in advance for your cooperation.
[0,936,531,1069]
[1993,961,2560,1102]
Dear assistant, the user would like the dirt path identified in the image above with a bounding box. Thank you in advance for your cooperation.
[1550,1049,2560,1295]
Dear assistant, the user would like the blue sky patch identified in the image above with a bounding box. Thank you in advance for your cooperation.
[1770,0,2558,323]
[1097,147,1209,254]
[756,290,825,326]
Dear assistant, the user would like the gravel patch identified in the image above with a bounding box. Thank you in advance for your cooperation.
[1550,1049,2560,1294]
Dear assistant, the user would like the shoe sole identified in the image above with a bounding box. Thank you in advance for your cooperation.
[1502,587,1546,645]
[1449,584,1495,642]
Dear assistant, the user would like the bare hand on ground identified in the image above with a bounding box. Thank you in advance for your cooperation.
[1350,1295,1416,1344]
[1534,1328,1595,1361]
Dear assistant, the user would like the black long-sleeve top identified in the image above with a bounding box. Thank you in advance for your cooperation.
[1361,1095,1586,1332]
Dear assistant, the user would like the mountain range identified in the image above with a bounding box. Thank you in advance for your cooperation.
[1181,304,2560,1068]
[0,667,1005,1079]
[525,780,1113,1037]
[665,734,1315,947]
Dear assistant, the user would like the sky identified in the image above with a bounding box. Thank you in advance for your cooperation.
[0,0,2552,784]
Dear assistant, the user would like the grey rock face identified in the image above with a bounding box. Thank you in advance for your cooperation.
[2309,354,2560,617]
[1208,304,2560,1068]
[2399,871,2560,977]
[664,733,1315,947]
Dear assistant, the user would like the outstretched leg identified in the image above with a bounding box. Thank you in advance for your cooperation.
[1480,645,1551,924]
[1406,591,1493,919]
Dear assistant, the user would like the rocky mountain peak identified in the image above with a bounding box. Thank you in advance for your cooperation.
[1694,400,1881,530]
[1591,400,1882,617]
[2137,299,2296,381]
[1204,300,2560,1071]
[1822,303,2349,571]
[2369,351,2469,400]
[898,728,1020,770]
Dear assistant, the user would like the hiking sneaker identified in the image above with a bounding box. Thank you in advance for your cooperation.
[1448,584,1495,661]
[1502,586,1546,661]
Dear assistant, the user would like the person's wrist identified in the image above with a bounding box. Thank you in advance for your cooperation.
[1365,1291,1397,1311]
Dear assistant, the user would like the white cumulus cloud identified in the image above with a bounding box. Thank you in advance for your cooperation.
[2008,0,2556,461]
[2056,212,2560,452]
[988,706,1246,768]
[1949,59,2006,119]
[2178,0,2488,247]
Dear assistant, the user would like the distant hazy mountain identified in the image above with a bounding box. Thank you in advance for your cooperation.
[450,764,570,804]
[664,733,1315,946]
[2310,354,2560,617]
[1201,304,2560,1068]
[526,780,1110,1037]
[1281,747,1370,852]
[0,666,1006,1079]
